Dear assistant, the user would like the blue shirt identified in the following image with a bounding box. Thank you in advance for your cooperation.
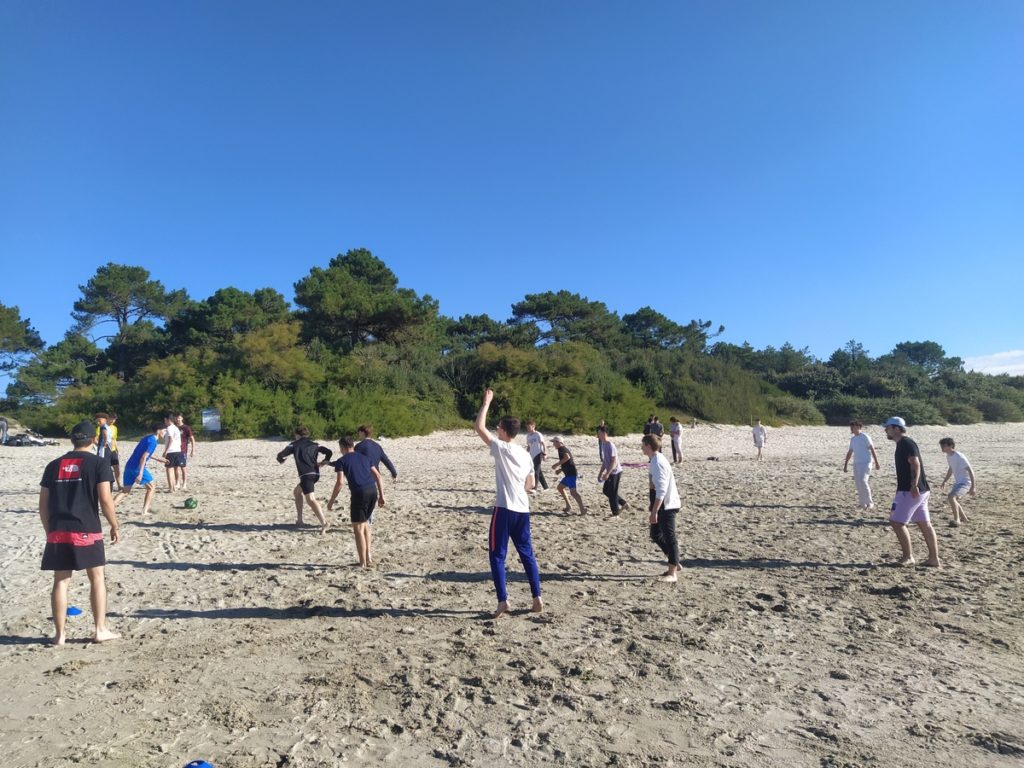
[333,452,377,490]
[355,438,397,478]
[126,434,159,472]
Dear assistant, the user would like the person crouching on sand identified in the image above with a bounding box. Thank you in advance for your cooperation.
[475,388,543,619]
[327,436,385,568]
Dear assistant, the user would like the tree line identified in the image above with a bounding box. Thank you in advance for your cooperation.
[2,249,1022,437]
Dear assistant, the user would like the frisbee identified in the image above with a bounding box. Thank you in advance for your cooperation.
[66,606,82,617]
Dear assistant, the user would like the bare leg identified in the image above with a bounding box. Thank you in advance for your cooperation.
[570,488,586,514]
[352,523,369,567]
[918,522,941,567]
[50,571,72,645]
[293,485,304,525]
[557,485,571,512]
[86,566,119,642]
[304,493,326,534]
[180,464,188,491]
[141,483,155,514]
[365,522,373,565]
[165,464,176,492]
[890,521,915,565]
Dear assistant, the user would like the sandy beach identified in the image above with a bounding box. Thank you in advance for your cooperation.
[1,423,1022,767]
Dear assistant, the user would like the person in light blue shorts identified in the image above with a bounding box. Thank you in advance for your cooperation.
[939,437,977,527]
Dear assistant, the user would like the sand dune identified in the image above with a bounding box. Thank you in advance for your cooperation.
[1,423,1022,767]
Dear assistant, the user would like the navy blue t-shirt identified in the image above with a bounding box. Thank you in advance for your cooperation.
[355,438,397,479]
[333,452,377,490]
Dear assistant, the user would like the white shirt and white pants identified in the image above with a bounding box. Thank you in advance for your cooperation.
[649,452,682,566]
[849,432,876,508]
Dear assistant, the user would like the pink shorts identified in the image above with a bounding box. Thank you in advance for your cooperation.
[890,490,930,525]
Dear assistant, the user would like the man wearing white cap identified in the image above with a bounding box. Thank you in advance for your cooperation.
[883,416,940,567]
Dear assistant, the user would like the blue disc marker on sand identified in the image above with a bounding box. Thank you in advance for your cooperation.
[66,606,83,616]
[184,761,215,768]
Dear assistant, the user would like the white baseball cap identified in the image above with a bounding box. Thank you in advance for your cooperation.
[882,416,906,428]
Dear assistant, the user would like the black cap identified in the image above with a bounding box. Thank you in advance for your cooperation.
[70,420,94,441]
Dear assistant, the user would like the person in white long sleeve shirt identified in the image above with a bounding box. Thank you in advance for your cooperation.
[642,434,682,583]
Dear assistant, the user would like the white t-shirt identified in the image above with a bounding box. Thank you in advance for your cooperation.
[490,438,533,513]
[649,452,681,510]
[946,451,973,485]
[164,423,181,453]
[526,430,546,458]
[753,425,767,446]
[849,432,874,464]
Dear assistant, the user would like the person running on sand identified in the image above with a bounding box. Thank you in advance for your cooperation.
[752,418,767,461]
[883,417,940,567]
[39,420,121,645]
[276,426,332,534]
[642,434,681,582]
[475,388,542,619]
[525,420,548,494]
[327,436,386,568]
[550,436,586,514]
[843,421,881,509]
[939,437,977,527]
[597,425,628,516]
[669,416,683,464]
[355,424,398,481]
[112,422,167,515]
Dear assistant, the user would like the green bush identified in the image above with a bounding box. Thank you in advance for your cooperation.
[974,396,1024,422]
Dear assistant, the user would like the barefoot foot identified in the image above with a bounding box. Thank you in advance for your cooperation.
[658,573,678,583]
[897,556,916,567]
[922,558,942,568]
[493,601,511,619]
[531,597,543,614]
[50,634,66,647]
[92,630,120,643]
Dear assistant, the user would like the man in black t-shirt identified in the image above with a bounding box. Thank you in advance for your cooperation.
[276,426,332,533]
[883,417,940,568]
[39,420,121,645]
[551,436,586,514]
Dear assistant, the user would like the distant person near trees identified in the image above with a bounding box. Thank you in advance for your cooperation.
[276,426,332,534]
[843,421,880,509]
[475,388,542,619]
[752,418,767,461]
[939,437,977,527]
[39,420,121,645]
[883,417,940,567]
[175,413,196,491]
[650,416,664,451]
[669,416,683,464]
[525,420,548,494]
[107,413,122,491]
[162,414,183,492]
[0,415,8,445]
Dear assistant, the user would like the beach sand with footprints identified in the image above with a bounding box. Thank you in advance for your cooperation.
[1,424,1022,767]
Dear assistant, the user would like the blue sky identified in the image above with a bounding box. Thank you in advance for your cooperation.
[2,2,1022,371]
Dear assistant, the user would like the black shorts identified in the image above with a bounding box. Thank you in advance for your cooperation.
[110,450,120,467]
[299,474,320,494]
[41,540,106,571]
[350,484,378,524]
[166,452,186,468]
